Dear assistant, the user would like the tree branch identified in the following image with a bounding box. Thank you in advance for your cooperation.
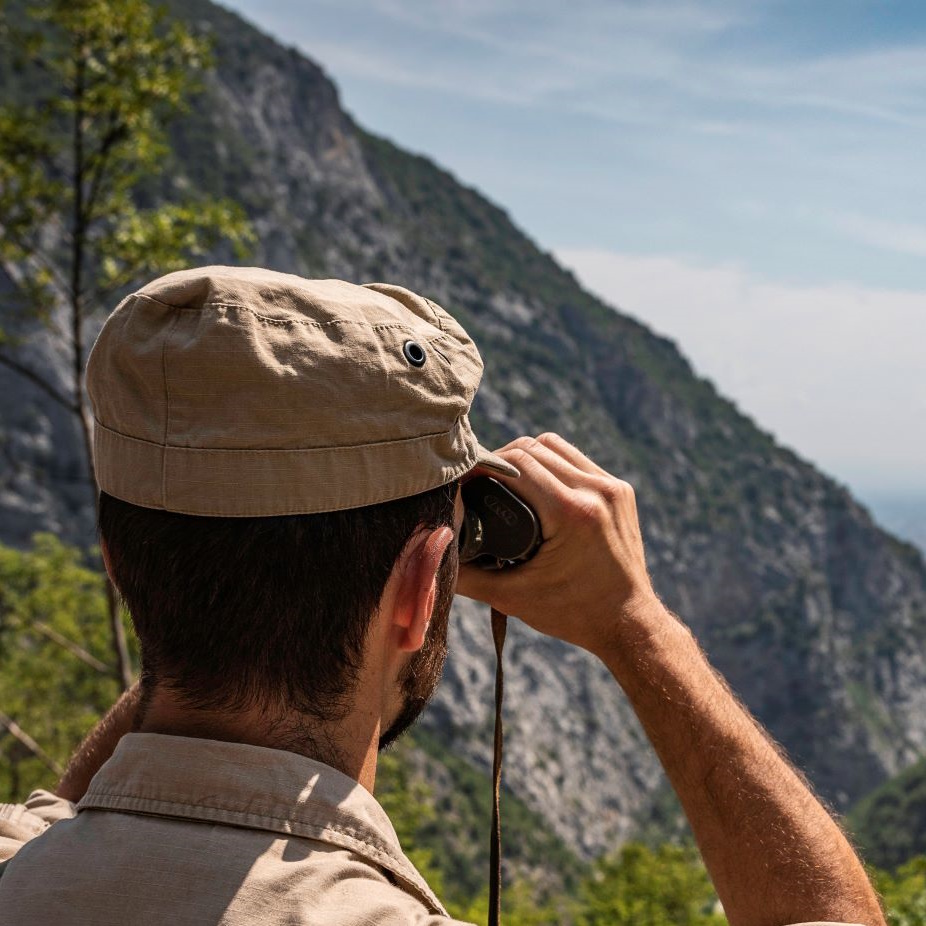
[0,352,80,414]
[0,226,72,296]
[0,709,63,776]
[83,113,124,225]
[31,621,111,675]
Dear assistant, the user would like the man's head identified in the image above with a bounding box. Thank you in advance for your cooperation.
[99,480,462,753]
[86,267,515,764]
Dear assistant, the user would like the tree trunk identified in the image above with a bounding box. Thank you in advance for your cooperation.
[75,357,132,690]
[71,48,132,692]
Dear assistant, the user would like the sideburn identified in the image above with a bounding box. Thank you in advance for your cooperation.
[378,540,457,750]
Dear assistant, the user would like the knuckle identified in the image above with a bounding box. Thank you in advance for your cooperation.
[614,477,636,498]
[598,477,627,502]
[509,435,540,454]
[570,489,607,522]
[505,447,534,468]
[594,482,618,506]
[536,431,562,448]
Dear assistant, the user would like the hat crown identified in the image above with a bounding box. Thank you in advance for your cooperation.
[86,266,514,516]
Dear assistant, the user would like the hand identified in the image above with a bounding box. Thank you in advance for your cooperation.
[456,433,665,658]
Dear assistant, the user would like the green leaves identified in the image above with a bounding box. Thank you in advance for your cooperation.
[579,844,725,926]
[0,535,137,798]
[0,107,66,317]
[35,0,211,117]
[872,858,926,926]
[848,756,926,871]
[0,0,253,316]
[375,737,725,926]
[98,198,253,293]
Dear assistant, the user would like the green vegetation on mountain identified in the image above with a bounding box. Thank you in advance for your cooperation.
[872,858,926,926]
[849,756,926,871]
[390,728,586,905]
[0,535,135,796]
[578,843,724,926]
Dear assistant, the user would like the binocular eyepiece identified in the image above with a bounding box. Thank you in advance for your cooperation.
[458,476,542,570]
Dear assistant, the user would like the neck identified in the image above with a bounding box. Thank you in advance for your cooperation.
[137,688,382,791]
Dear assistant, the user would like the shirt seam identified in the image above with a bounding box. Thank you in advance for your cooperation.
[78,792,444,912]
[80,791,396,856]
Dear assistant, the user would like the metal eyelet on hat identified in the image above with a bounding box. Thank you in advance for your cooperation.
[403,340,427,367]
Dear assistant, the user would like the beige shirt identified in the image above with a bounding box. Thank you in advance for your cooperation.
[0,733,465,925]
[0,733,860,926]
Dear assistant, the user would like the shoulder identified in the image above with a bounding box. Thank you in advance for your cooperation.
[249,842,476,925]
[0,791,76,863]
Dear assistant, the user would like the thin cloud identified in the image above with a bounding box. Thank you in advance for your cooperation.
[836,213,926,259]
[296,2,926,129]
[556,248,926,493]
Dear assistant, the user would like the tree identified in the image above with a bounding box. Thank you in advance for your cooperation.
[376,742,448,897]
[871,857,926,926]
[0,0,252,691]
[0,534,131,799]
[579,843,726,926]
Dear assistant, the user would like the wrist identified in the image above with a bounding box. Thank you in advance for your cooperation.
[593,594,687,673]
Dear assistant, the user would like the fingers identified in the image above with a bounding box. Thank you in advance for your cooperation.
[457,431,656,655]
[534,432,611,478]
[503,437,590,489]
[472,433,618,536]
[484,444,571,530]
[456,432,610,611]
[495,433,610,481]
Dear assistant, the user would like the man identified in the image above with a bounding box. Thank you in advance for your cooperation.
[0,267,883,925]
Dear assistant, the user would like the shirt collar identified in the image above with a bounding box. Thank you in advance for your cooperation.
[78,732,446,915]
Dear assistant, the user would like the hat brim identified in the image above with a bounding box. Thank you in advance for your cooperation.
[474,443,520,479]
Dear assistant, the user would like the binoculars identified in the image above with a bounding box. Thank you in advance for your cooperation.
[458,476,542,570]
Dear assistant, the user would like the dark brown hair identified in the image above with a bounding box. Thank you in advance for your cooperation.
[98,482,457,720]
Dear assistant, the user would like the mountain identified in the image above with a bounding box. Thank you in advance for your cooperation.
[2,0,926,869]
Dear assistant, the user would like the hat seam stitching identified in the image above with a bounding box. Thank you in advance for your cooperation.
[94,417,470,455]
[161,308,182,509]
[429,341,451,365]
[424,298,445,332]
[133,293,455,337]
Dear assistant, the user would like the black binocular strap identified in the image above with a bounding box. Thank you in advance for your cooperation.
[489,607,507,926]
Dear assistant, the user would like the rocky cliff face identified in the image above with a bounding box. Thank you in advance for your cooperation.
[2,0,925,861]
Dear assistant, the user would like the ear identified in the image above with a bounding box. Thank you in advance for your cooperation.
[390,525,455,653]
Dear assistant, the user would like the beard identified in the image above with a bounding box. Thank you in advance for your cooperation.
[378,540,457,750]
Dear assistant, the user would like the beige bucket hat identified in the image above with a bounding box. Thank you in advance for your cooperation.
[86,266,518,517]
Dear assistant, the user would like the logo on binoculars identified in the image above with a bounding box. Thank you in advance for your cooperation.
[485,494,517,527]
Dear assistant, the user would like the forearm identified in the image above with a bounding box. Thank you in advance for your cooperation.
[56,682,142,803]
[457,435,885,924]
[601,601,883,926]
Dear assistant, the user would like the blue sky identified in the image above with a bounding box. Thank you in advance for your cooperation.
[223,0,925,500]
